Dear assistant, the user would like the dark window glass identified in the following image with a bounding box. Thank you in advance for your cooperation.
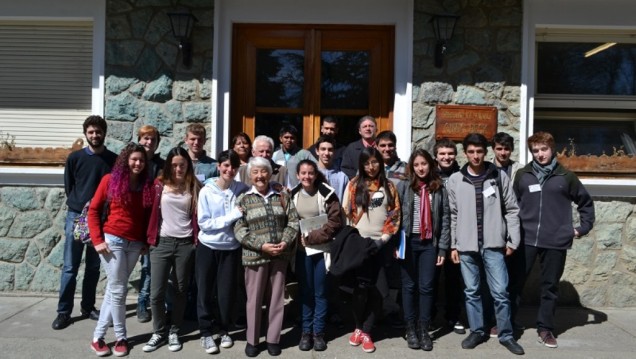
[537,42,636,95]
[255,113,304,150]
[256,49,304,108]
[321,51,370,109]
[536,115,636,156]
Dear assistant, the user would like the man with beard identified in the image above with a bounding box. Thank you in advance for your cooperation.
[52,115,118,330]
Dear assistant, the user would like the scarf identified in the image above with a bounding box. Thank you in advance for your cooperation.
[418,182,433,240]
[531,156,557,186]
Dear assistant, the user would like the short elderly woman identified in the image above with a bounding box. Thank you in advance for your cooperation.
[234,156,299,357]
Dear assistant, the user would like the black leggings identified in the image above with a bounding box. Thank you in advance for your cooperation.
[196,245,240,336]
[352,284,382,334]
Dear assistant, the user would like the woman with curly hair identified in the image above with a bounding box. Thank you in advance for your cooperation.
[88,143,155,357]
[142,147,202,353]
[342,147,401,353]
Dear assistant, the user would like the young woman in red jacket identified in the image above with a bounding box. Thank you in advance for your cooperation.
[88,143,154,357]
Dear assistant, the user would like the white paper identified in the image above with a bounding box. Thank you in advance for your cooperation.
[483,186,496,198]
[300,214,330,255]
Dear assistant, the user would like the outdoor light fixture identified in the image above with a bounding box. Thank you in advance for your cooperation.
[167,11,198,68]
[431,14,459,68]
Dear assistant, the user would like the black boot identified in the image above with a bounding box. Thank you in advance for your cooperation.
[419,321,433,351]
[405,321,419,349]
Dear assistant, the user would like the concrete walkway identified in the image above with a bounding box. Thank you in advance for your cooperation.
[1,295,635,358]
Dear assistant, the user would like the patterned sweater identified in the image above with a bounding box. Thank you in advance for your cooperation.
[234,186,299,266]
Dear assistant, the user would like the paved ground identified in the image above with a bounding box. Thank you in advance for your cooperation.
[1,294,635,358]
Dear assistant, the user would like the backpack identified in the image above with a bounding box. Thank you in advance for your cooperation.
[73,199,110,245]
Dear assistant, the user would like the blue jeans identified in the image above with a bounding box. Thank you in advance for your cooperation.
[400,236,437,325]
[459,248,513,342]
[57,210,101,314]
[137,253,151,307]
[296,250,328,334]
[93,234,144,340]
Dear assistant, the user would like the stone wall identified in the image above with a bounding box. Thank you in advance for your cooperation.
[0,186,121,294]
[104,0,214,156]
[412,0,522,156]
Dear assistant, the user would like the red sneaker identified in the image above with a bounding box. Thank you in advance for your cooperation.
[349,329,363,346]
[361,332,375,353]
[113,339,129,357]
[90,338,111,357]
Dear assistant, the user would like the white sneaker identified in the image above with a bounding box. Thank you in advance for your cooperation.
[220,334,234,348]
[168,333,182,352]
[201,336,219,354]
[142,333,164,352]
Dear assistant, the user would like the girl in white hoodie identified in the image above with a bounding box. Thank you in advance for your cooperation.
[196,150,248,354]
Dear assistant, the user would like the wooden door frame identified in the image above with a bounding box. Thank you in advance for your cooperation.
[231,23,394,148]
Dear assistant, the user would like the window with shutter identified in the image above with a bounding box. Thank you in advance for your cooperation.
[0,21,93,157]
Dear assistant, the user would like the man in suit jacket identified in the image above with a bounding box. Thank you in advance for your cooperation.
[340,115,377,179]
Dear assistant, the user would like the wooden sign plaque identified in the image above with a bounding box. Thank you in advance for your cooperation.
[435,104,498,141]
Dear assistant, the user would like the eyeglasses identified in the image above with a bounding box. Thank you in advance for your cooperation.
[364,160,380,168]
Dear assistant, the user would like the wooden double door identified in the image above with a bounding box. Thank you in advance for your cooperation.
[231,24,395,148]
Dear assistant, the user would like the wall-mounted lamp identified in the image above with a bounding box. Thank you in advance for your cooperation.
[167,11,198,68]
[431,14,459,68]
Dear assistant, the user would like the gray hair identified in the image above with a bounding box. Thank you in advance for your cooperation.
[247,156,272,175]
[252,135,274,150]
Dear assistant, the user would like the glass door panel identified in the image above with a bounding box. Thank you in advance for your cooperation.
[321,51,370,109]
[256,49,305,108]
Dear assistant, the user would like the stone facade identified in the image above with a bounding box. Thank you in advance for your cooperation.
[1,0,636,308]
[412,0,522,157]
[104,0,214,156]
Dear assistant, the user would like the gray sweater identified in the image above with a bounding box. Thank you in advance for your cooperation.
[447,162,520,252]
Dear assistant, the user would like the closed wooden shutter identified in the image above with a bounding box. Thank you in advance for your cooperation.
[0,21,93,148]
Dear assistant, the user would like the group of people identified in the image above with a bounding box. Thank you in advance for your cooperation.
[52,114,594,357]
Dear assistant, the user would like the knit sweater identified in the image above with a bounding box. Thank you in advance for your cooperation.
[64,147,117,212]
[234,185,300,266]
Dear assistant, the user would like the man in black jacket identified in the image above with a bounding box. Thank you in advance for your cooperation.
[340,115,377,179]
[513,131,595,349]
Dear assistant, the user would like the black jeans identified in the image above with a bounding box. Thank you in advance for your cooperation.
[149,236,195,335]
[400,236,437,325]
[196,245,241,336]
[524,245,567,332]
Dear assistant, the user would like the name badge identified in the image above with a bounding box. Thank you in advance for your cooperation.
[483,186,496,198]
[196,174,205,182]
[529,184,541,193]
